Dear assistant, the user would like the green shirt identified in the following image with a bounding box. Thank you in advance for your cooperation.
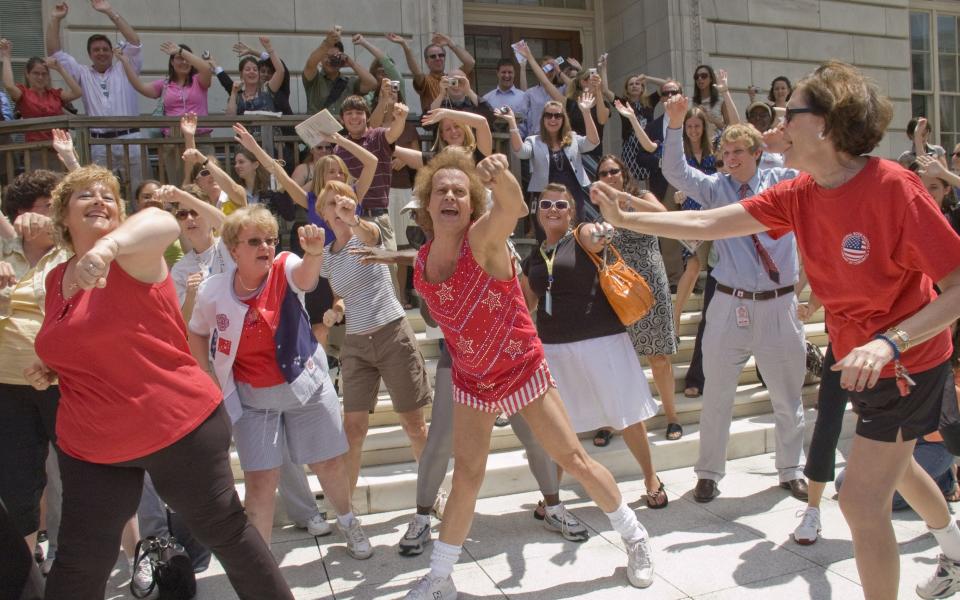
[364,56,402,107]
[164,239,184,268]
[304,71,361,117]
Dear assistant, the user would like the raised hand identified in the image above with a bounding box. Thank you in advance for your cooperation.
[230,82,242,96]
[431,32,453,48]
[259,36,273,53]
[180,112,198,136]
[747,85,758,102]
[160,41,181,56]
[578,91,596,112]
[761,122,789,154]
[52,3,69,19]
[589,181,627,227]
[0,39,11,59]
[153,184,183,205]
[379,77,397,102]
[333,195,359,225]
[74,236,119,290]
[663,94,689,128]
[916,117,929,138]
[714,69,729,94]
[44,57,62,71]
[352,33,366,46]
[514,40,534,62]
[113,47,127,62]
[181,148,206,165]
[392,102,409,122]
[476,153,510,187]
[492,106,516,125]
[299,224,326,256]
[90,0,113,14]
[420,108,450,127]
[13,213,53,241]
[185,272,204,297]
[916,153,948,178]
[232,41,256,57]
[23,361,56,391]
[0,261,16,288]
[385,33,407,46]
[613,99,636,120]
[52,128,74,155]
[232,123,258,152]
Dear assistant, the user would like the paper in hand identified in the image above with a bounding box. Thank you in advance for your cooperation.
[295,110,342,147]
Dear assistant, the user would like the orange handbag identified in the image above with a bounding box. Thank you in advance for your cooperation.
[573,225,655,326]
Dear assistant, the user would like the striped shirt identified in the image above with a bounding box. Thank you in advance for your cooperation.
[320,236,405,334]
[335,127,393,210]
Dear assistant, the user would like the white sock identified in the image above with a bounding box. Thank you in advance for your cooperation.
[606,501,647,544]
[414,513,431,526]
[929,520,960,561]
[428,540,461,580]
[337,511,355,528]
[544,503,564,519]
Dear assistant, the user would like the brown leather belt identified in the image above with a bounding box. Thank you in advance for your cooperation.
[715,283,794,301]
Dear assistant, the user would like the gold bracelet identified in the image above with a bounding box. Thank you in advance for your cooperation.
[883,327,911,353]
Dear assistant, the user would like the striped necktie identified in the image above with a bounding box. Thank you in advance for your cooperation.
[739,183,781,284]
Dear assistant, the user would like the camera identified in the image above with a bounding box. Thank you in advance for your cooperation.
[588,67,597,77]
[390,80,400,92]
[329,53,347,68]
[201,50,211,60]
[445,77,459,87]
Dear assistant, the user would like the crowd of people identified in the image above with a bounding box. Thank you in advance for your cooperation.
[2,4,960,600]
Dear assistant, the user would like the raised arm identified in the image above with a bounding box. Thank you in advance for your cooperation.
[47,57,83,102]
[115,49,159,98]
[515,41,564,102]
[51,128,80,171]
[208,54,234,95]
[577,92,600,147]
[599,55,614,103]
[232,123,306,207]
[914,118,929,157]
[225,81,240,116]
[422,108,493,156]
[259,37,285,93]
[346,34,379,94]
[660,95,720,202]
[304,30,337,82]
[917,154,960,189]
[714,69,740,125]
[183,148,246,208]
[91,0,140,46]
[45,3,68,56]
[590,181,766,241]
[291,224,326,292]
[589,73,610,126]
[613,100,657,152]
[494,106,523,153]
[433,32,475,75]
[368,77,397,128]
[0,40,19,101]
[154,184,226,230]
[386,33,423,83]
[392,145,424,170]
[470,154,528,255]
[160,42,211,88]
[332,131,379,200]
[336,193,380,247]
[385,101,409,145]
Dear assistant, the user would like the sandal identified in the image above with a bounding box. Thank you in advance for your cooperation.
[645,478,668,509]
[593,428,614,447]
[683,386,701,398]
[665,422,683,441]
[946,485,960,503]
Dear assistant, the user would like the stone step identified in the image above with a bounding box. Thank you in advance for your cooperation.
[248,391,854,518]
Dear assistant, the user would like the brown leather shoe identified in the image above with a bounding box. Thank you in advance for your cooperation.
[693,478,719,503]
[780,478,809,501]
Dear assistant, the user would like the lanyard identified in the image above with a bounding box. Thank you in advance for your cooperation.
[539,232,569,316]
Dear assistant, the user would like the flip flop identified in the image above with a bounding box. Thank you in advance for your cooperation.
[645,478,668,509]
[593,428,614,447]
[666,422,683,441]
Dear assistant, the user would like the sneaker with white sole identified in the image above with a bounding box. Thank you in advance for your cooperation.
[917,554,960,599]
[299,513,332,537]
[404,574,457,600]
[131,556,154,596]
[338,517,373,560]
[398,515,432,556]
[432,488,449,521]
[542,504,589,542]
[626,536,655,588]
[793,507,821,546]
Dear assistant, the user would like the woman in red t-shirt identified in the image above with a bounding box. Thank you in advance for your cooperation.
[589,61,960,600]
[0,40,82,142]
[25,166,293,599]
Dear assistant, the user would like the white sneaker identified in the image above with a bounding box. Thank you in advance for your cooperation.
[300,513,332,537]
[432,488,449,521]
[542,504,589,542]
[398,515,432,556]
[626,536,655,588]
[404,574,457,600]
[793,507,821,546]
[131,556,154,596]
[917,554,960,599]
[338,517,373,560]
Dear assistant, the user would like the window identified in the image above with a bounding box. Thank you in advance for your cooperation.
[911,9,960,153]
[0,0,45,83]
[464,0,588,8]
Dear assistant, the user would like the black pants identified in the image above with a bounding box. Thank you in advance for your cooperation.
[803,345,847,482]
[0,384,59,537]
[45,405,293,600]
[684,270,716,391]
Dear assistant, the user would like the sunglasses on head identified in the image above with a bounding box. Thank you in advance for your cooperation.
[539,199,569,210]
[174,209,199,220]
[544,112,564,120]
[662,89,681,97]
[598,167,622,178]
[239,237,278,248]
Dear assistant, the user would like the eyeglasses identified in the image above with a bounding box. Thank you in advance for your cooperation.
[695,73,710,80]
[784,107,815,123]
[544,112,564,120]
[239,237,279,248]
[598,167,622,178]
[427,53,446,59]
[952,151,960,157]
[539,199,570,210]
[174,209,199,220]
[197,169,211,178]
[661,89,681,97]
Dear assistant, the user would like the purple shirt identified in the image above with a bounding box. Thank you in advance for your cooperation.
[335,127,393,210]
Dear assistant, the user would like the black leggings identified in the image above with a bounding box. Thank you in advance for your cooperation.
[803,345,848,482]
[45,404,293,600]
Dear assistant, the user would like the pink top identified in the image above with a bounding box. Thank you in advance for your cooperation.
[414,233,545,404]
[149,77,212,136]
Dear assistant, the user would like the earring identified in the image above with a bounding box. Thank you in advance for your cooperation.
[817,130,826,140]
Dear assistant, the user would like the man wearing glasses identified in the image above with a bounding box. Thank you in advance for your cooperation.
[388,32,475,112]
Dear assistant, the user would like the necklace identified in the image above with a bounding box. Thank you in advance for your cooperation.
[235,270,264,292]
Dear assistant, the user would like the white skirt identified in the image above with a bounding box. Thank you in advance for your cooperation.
[543,332,658,433]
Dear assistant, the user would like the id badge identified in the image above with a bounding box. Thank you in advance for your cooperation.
[736,305,750,328]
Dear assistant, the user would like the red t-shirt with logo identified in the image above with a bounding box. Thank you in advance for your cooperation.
[742,157,960,377]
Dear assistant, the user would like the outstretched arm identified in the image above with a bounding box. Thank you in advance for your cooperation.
[183,148,246,208]
[46,3,68,55]
[433,32,475,75]
[92,0,140,46]
[613,100,657,152]
[0,40,19,101]
[470,154,528,255]
[48,57,83,102]
[331,131,379,200]
[386,33,423,84]
[154,184,226,230]
[161,42,211,88]
[115,49,159,98]
[232,123,306,207]
[304,30,337,82]
[515,41,564,102]
[259,37,285,93]
[422,108,493,156]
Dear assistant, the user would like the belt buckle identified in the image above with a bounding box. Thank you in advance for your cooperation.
[734,289,745,299]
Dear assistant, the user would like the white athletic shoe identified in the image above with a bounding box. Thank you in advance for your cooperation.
[338,517,373,560]
[398,515,432,556]
[404,574,457,600]
[793,507,821,546]
[541,504,589,542]
[626,536,655,588]
[432,488,449,521]
[131,557,154,596]
[917,554,960,599]
[300,513,332,537]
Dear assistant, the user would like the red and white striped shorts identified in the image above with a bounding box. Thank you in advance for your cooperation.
[453,359,556,417]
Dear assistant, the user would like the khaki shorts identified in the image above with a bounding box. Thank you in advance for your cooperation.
[341,317,432,413]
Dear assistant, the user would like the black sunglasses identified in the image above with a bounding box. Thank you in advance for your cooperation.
[544,112,564,120]
[427,53,446,59]
[539,199,569,210]
[197,169,211,178]
[239,237,279,248]
[662,89,681,97]
[598,167,622,178]
[785,107,815,123]
[174,209,199,220]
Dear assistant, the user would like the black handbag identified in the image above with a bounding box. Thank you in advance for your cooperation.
[130,535,196,600]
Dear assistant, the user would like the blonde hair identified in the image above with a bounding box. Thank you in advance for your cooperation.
[221,205,278,250]
[412,147,488,235]
[539,100,574,148]
[433,119,477,154]
[52,165,127,251]
[311,155,353,198]
[316,180,357,216]
[719,123,764,155]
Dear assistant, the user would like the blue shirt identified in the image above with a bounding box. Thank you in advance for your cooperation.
[662,126,800,291]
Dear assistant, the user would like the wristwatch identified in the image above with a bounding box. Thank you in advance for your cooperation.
[884,327,911,353]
